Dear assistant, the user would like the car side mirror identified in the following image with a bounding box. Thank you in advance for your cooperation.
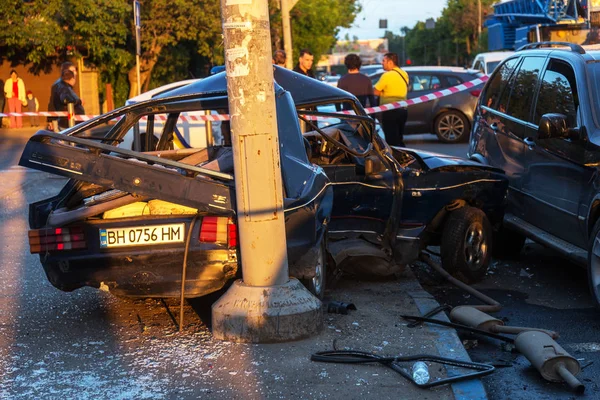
[538,113,578,140]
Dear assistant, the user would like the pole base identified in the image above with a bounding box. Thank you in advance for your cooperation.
[211,278,323,343]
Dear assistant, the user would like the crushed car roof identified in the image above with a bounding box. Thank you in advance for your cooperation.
[159,66,359,108]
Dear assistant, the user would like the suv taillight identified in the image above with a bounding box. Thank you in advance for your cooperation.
[199,216,238,248]
[28,227,87,254]
[470,89,482,97]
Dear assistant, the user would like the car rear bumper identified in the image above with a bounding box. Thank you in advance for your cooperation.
[40,249,238,298]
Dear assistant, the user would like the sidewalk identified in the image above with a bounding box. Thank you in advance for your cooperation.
[204,266,491,400]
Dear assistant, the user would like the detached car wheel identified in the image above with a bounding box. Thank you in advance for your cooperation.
[302,239,327,300]
[441,206,492,283]
[587,219,600,308]
[434,111,470,143]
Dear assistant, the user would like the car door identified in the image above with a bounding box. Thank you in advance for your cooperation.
[476,57,528,217]
[522,58,592,248]
[405,72,442,133]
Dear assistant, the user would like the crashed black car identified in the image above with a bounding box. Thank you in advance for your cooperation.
[20,67,508,301]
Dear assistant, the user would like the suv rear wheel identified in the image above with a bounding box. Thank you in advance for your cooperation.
[434,111,470,143]
[441,206,492,283]
[587,219,600,307]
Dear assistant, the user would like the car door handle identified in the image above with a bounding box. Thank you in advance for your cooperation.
[524,137,536,148]
[490,122,499,132]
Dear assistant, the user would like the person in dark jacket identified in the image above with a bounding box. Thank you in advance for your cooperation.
[337,53,375,109]
[293,49,315,78]
[56,69,84,130]
[47,62,77,131]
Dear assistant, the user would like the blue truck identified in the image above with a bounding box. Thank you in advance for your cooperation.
[486,0,600,50]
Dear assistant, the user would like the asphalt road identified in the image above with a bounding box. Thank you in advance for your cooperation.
[3,129,599,398]
[405,133,600,399]
[0,127,33,171]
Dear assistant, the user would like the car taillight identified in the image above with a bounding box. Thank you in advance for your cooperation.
[28,227,87,254]
[470,89,482,97]
[199,216,238,248]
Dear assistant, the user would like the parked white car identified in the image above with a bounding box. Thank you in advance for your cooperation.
[471,51,514,76]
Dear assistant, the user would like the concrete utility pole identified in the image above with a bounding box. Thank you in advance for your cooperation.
[212,0,322,343]
[281,0,299,69]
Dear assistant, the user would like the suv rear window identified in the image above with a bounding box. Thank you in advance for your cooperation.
[534,59,577,126]
[481,57,520,111]
[588,63,600,124]
[502,56,545,122]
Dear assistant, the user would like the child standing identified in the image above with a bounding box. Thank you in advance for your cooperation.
[26,90,39,127]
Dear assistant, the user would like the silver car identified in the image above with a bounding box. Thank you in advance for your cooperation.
[370,66,485,143]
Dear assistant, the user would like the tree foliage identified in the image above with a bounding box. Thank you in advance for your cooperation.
[387,0,497,67]
[289,0,361,66]
[1,0,360,106]
[0,0,131,73]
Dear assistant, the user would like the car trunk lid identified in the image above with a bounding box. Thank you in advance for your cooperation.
[19,131,236,214]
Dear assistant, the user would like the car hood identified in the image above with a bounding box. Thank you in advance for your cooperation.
[405,148,504,173]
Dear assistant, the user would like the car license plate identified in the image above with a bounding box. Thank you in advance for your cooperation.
[99,223,185,248]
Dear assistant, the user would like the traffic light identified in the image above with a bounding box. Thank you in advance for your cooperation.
[379,19,388,29]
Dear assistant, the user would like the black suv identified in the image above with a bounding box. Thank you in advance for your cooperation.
[468,42,600,306]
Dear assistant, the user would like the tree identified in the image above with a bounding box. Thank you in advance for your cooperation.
[443,0,495,56]
[0,0,130,73]
[289,0,361,66]
[1,0,361,107]
[128,0,223,98]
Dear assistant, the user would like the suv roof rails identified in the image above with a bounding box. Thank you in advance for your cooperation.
[516,41,585,54]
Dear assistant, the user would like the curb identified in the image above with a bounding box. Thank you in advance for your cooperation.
[401,271,489,400]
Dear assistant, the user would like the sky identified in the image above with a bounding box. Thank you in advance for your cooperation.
[337,0,448,40]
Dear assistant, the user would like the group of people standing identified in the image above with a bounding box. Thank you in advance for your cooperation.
[272,48,409,147]
[1,70,39,129]
[0,62,84,131]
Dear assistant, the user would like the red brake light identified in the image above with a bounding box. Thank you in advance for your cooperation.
[227,219,237,248]
[200,216,237,247]
[470,89,482,97]
[28,226,87,254]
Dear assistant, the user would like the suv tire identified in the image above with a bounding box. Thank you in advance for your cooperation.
[441,206,492,283]
[493,225,526,259]
[587,219,600,308]
[434,111,470,143]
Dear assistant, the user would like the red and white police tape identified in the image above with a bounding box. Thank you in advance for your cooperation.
[0,75,489,123]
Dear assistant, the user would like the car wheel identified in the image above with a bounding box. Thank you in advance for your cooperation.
[492,225,526,259]
[441,206,492,283]
[434,111,470,143]
[587,219,600,308]
[302,239,327,300]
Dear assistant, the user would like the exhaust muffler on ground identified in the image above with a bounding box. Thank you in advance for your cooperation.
[514,331,584,394]
[449,306,559,339]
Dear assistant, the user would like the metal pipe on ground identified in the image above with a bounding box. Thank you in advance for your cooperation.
[515,331,584,394]
[419,252,501,313]
[450,306,559,339]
